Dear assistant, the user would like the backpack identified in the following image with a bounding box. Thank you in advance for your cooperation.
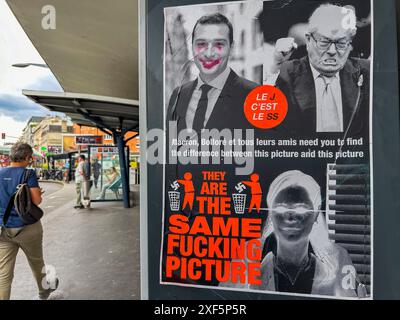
[3,169,44,226]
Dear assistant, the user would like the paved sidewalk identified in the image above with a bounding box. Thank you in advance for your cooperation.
[9,182,140,300]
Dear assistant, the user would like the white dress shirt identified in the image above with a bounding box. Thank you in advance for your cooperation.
[186,67,231,131]
[75,161,85,183]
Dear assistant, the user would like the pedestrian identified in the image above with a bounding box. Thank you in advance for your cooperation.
[92,159,101,189]
[0,142,59,300]
[74,154,86,209]
[64,159,71,183]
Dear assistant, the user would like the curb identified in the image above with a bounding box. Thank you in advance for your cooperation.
[39,180,65,187]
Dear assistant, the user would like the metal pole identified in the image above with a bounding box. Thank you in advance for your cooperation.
[100,150,104,190]
[68,153,72,182]
[116,133,130,208]
[139,0,149,300]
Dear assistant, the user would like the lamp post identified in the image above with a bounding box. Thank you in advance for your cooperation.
[12,63,48,68]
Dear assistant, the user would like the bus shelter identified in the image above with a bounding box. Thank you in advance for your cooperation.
[7,0,139,209]
[24,91,138,208]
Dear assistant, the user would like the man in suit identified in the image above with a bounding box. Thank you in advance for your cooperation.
[167,13,257,134]
[165,13,258,205]
[265,3,370,137]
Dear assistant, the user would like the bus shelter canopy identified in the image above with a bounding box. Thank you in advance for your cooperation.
[7,0,138,101]
[23,90,139,133]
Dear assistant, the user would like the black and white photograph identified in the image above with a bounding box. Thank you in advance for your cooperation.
[161,0,373,300]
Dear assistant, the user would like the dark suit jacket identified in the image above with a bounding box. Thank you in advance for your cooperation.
[167,69,257,132]
[259,57,372,215]
[275,56,370,138]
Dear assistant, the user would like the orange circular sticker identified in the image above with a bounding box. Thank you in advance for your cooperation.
[244,85,288,129]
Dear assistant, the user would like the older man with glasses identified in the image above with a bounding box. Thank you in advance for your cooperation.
[266,3,370,135]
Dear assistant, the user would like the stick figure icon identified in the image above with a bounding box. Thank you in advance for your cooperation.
[241,173,262,213]
[177,172,195,211]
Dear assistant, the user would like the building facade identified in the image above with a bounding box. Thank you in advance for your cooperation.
[19,115,139,157]
[31,116,73,156]
[20,116,45,147]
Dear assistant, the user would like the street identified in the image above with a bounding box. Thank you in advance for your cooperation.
[41,181,63,196]
[40,181,63,213]
[9,181,140,300]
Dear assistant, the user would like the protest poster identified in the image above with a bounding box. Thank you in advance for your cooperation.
[160,0,373,299]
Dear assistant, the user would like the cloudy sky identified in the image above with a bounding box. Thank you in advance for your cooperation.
[0,0,62,145]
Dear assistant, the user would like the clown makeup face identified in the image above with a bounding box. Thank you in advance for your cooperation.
[192,23,232,82]
[271,186,318,243]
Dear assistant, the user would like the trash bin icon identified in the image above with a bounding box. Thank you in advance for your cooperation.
[168,191,180,211]
[232,193,246,214]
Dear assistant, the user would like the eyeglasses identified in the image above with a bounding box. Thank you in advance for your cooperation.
[309,33,351,51]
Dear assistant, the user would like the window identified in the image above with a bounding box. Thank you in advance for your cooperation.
[49,125,62,133]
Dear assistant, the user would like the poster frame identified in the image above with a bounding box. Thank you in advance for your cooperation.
[140,0,400,300]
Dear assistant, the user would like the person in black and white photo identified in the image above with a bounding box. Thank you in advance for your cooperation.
[165,12,260,216]
[167,13,258,134]
[265,3,370,136]
[250,170,366,297]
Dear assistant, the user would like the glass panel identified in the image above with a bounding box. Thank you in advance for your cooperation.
[89,146,123,201]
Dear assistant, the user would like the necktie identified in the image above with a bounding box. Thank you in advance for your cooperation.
[321,76,341,132]
[192,84,212,133]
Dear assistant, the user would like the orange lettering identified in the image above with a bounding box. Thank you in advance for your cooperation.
[167,233,180,254]
[169,214,189,234]
[242,218,262,238]
[248,263,262,285]
[165,256,180,278]
[190,216,212,235]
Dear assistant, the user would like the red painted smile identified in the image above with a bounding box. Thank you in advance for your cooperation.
[200,58,221,69]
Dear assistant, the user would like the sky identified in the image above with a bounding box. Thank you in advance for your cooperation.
[0,0,63,145]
